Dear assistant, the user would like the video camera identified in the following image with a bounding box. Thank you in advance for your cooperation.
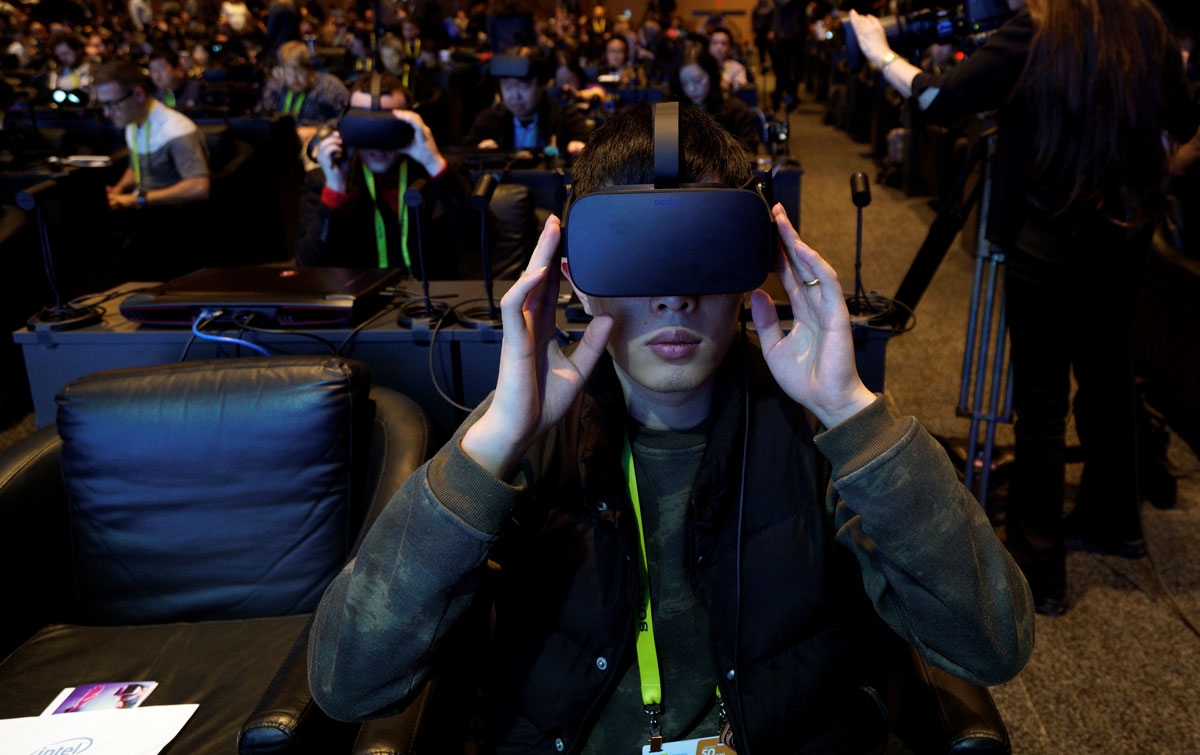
[843,0,1015,72]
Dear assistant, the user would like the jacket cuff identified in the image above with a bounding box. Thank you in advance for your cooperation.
[321,185,351,210]
[427,439,525,535]
[813,394,911,479]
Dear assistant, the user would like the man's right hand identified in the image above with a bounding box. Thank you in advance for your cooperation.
[460,216,613,479]
[316,131,348,193]
[477,139,500,150]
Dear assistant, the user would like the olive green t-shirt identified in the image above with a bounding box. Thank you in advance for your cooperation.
[581,421,722,754]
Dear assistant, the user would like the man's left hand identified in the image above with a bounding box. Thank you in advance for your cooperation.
[108,192,140,210]
[749,203,876,429]
[393,109,446,176]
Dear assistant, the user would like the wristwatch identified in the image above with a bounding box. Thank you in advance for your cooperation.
[137,193,148,209]
[880,51,898,73]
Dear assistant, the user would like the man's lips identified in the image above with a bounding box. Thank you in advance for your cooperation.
[646,329,702,359]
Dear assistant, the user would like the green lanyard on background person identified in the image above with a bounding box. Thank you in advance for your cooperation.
[283,90,306,117]
[164,89,176,108]
[361,162,410,270]
[127,101,154,194]
[622,434,730,753]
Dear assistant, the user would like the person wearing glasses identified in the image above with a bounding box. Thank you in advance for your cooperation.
[96,60,210,212]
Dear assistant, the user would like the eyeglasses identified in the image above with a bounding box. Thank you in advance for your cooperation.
[97,89,136,111]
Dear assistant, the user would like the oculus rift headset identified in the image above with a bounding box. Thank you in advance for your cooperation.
[562,101,776,297]
[336,72,415,151]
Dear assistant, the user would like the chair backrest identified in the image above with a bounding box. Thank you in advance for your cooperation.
[55,356,375,625]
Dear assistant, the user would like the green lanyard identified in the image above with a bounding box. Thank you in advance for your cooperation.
[127,102,153,193]
[164,90,175,108]
[622,433,728,750]
[283,90,306,117]
[361,162,410,270]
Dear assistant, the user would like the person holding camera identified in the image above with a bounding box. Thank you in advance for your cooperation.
[296,73,474,279]
[307,103,1032,754]
[849,0,1200,616]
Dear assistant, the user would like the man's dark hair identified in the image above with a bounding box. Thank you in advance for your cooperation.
[49,31,84,53]
[709,26,734,43]
[349,73,413,108]
[570,103,750,198]
[603,33,628,54]
[148,46,183,67]
[93,60,150,93]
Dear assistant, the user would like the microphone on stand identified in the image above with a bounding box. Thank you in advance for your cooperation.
[20,180,102,331]
[396,177,450,329]
[457,150,534,330]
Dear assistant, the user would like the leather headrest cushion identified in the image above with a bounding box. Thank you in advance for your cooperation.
[56,356,373,624]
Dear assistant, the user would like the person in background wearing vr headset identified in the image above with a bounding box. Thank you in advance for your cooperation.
[296,72,473,279]
[464,51,590,155]
[308,103,1033,754]
[97,60,210,211]
[848,0,1199,617]
[148,47,204,112]
[259,40,350,147]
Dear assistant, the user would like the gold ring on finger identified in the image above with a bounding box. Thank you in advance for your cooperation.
[802,278,820,287]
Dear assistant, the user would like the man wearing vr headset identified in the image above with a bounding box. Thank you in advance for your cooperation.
[465,51,591,155]
[296,72,473,277]
[310,104,1033,753]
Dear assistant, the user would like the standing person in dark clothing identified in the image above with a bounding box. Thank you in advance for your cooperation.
[850,0,1200,616]
[486,0,536,52]
[297,74,474,279]
[264,0,301,56]
[465,52,590,155]
[752,0,778,73]
[770,0,806,111]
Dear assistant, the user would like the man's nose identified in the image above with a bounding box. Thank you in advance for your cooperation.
[650,295,697,313]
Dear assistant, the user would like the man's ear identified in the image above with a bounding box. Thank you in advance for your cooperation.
[560,257,593,316]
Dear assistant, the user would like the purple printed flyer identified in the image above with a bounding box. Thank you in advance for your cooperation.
[41,682,158,715]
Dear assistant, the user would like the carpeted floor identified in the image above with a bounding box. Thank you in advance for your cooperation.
[786,98,1200,754]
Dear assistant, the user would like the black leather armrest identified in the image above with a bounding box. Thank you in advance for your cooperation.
[886,638,1011,754]
[0,425,70,656]
[351,676,438,755]
[238,619,357,754]
[355,386,432,552]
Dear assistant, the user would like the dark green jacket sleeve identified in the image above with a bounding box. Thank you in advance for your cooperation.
[815,395,1035,686]
[308,397,523,721]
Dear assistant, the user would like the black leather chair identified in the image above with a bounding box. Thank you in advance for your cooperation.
[0,356,431,755]
[317,633,1010,755]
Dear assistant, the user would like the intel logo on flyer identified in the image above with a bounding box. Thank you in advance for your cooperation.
[28,738,93,754]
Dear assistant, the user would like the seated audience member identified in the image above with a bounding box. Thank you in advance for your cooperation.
[595,33,645,87]
[46,31,91,93]
[149,47,204,110]
[307,103,1034,753]
[708,26,748,90]
[96,60,210,210]
[399,15,437,69]
[296,73,473,279]
[378,34,441,113]
[672,43,760,154]
[259,40,350,143]
[465,52,590,155]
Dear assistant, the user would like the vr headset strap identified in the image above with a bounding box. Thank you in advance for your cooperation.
[370,72,381,110]
[653,101,679,189]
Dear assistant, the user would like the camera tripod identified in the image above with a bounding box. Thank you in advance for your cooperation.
[890,117,1012,507]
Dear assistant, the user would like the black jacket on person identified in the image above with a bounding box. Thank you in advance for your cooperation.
[710,95,761,155]
[296,156,475,279]
[463,95,590,152]
[309,334,1033,753]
